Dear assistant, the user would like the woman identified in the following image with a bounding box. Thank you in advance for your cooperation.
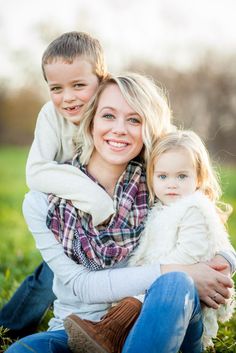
[6,73,234,353]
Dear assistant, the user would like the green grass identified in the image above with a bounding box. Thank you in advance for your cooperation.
[0,146,236,352]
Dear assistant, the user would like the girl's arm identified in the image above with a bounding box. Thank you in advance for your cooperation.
[22,190,162,304]
[159,207,234,308]
[26,102,114,226]
[159,206,234,264]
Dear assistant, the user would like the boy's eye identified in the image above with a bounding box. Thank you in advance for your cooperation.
[50,86,62,92]
[178,174,187,179]
[74,83,86,88]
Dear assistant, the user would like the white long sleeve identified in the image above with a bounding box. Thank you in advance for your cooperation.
[22,190,162,305]
[130,192,236,269]
[26,101,114,226]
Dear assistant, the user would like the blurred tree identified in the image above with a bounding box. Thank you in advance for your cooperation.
[0,86,44,145]
[1,52,235,165]
[128,54,236,164]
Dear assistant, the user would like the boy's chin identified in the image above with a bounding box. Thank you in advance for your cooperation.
[64,114,81,125]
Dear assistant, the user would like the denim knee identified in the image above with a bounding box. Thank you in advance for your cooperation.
[146,271,197,304]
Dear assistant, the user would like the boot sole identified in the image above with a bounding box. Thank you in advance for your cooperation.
[64,317,109,353]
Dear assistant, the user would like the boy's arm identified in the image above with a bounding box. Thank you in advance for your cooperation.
[26,102,114,226]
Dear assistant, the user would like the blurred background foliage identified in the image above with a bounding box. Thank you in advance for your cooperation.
[0,3,236,350]
[0,53,236,165]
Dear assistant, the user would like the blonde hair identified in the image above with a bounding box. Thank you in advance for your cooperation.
[42,31,107,81]
[76,72,174,166]
[147,130,232,221]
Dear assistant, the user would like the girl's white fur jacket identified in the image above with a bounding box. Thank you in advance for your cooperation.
[129,191,235,348]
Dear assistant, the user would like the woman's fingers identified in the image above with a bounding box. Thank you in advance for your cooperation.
[203,296,220,309]
[215,282,232,300]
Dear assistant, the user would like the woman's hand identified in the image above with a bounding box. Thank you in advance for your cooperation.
[161,262,233,309]
[207,254,231,276]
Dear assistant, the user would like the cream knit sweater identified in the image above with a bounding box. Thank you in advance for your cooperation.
[26,101,114,226]
[129,191,235,348]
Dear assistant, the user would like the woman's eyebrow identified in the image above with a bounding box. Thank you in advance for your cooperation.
[99,107,116,112]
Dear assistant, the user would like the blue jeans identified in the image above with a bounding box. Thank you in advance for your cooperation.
[5,272,203,353]
[0,261,55,337]
[5,330,70,353]
[122,272,203,353]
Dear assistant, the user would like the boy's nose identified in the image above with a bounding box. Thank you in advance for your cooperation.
[63,89,77,102]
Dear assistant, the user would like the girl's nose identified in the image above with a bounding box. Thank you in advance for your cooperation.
[167,180,177,189]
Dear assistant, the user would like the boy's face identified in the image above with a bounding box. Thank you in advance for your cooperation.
[153,147,198,205]
[44,57,99,124]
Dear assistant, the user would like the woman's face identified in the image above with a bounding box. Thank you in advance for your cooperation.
[91,84,143,171]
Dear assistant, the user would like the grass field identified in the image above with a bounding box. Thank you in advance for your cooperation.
[0,146,236,352]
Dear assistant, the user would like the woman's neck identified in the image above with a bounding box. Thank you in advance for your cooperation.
[87,155,127,197]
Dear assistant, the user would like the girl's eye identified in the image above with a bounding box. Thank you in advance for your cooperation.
[178,174,187,179]
[158,175,166,180]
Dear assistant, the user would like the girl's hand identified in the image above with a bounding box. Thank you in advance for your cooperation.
[161,262,233,309]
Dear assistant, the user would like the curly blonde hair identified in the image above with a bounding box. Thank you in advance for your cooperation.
[147,130,232,221]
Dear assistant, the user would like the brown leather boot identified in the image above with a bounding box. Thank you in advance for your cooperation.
[64,297,142,353]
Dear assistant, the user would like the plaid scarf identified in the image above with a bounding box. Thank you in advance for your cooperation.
[46,156,149,270]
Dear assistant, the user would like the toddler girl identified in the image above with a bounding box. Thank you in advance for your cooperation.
[129,129,235,348]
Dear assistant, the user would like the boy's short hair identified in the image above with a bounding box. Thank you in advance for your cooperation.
[42,31,107,82]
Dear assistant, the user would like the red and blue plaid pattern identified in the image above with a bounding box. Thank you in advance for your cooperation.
[47,157,149,270]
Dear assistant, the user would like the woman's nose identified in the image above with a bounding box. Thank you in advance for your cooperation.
[112,118,127,134]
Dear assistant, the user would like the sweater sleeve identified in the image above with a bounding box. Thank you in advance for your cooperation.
[26,102,114,226]
[22,190,162,304]
[159,206,236,267]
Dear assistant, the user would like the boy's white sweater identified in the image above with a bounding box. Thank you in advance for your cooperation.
[26,101,114,226]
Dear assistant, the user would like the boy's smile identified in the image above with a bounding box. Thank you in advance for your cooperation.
[44,57,99,124]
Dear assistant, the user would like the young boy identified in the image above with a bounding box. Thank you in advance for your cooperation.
[0,31,114,338]
[27,31,114,224]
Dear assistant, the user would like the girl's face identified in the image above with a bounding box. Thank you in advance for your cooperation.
[153,147,198,205]
[91,84,143,173]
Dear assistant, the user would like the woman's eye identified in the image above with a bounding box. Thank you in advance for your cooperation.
[103,114,114,119]
[128,117,141,124]
[178,174,187,179]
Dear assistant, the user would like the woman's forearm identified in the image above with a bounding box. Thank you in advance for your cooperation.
[161,262,233,308]
[23,190,161,304]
